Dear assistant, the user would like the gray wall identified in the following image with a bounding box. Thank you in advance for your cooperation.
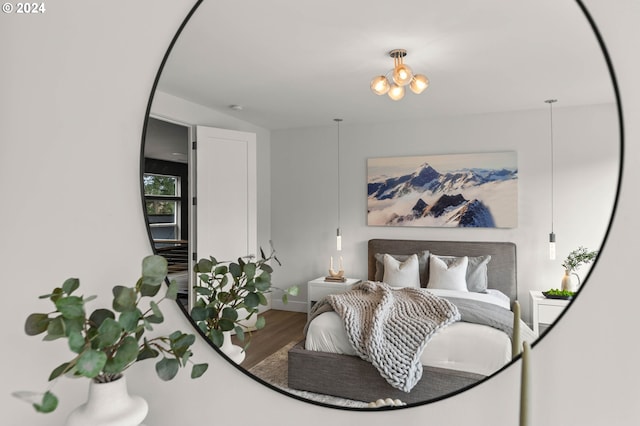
[270,104,619,324]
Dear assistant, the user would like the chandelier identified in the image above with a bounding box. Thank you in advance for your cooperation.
[370,49,429,101]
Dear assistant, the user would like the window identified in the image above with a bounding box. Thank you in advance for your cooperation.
[144,173,181,243]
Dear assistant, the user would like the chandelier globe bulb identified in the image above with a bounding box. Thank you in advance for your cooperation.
[370,75,390,95]
[410,74,429,94]
[388,84,405,101]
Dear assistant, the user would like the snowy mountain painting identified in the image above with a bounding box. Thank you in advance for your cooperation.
[367,152,518,228]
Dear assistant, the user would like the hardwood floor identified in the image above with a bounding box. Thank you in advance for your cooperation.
[232,309,307,370]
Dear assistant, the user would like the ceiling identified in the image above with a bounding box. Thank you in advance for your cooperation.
[154,0,615,131]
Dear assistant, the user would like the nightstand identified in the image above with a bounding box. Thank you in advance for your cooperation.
[307,277,361,316]
[529,290,570,335]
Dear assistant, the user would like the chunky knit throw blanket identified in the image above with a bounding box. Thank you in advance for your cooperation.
[307,281,460,392]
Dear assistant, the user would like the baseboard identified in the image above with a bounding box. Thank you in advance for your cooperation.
[271,299,307,313]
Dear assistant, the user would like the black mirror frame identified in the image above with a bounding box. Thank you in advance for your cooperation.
[138,0,624,411]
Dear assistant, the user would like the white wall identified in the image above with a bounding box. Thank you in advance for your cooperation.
[1,1,638,426]
[151,90,273,250]
[270,104,619,323]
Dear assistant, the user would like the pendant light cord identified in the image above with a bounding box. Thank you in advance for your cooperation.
[546,99,557,235]
[335,118,342,230]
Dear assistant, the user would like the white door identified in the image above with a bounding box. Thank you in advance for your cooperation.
[194,126,257,264]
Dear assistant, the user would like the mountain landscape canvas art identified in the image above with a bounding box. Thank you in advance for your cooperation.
[367,152,518,228]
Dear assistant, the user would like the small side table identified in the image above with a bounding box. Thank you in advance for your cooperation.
[529,290,570,335]
[307,277,361,316]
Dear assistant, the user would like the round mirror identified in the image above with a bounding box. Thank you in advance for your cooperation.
[141,0,620,409]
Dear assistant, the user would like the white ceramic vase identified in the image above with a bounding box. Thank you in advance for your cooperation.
[561,269,578,292]
[66,376,148,426]
[220,330,246,364]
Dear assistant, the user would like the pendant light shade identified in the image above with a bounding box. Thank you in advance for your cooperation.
[410,74,429,94]
[392,63,413,86]
[370,75,390,95]
[388,84,405,101]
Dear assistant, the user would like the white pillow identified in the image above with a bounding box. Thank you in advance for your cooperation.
[383,253,420,288]
[427,255,469,292]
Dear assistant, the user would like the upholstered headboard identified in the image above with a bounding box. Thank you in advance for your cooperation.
[368,239,518,303]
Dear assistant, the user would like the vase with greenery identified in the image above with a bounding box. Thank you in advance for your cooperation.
[15,255,208,415]
[190,243,298,351]
[560,246,598,291]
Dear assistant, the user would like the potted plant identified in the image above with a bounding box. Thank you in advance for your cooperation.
[560,246,598,291]
[190,243,298,359]
[15,255,208,423]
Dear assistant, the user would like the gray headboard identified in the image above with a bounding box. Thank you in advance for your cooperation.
[368,239,518,303]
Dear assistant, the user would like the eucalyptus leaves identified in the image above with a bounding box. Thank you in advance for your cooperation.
[191,245,298,349]
[562,246,598,272]
[17,255,207,413]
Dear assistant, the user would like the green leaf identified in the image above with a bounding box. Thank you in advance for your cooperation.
[255,315,266,330]
[244,292,260,309]
[149,301,164,323]
[194,286,212,297]
[281,293,289,304]
[191,363,208,379]
[195,258,214,273]
[112,286,137,312]
[48,362,71,381]
[55,296,85,319]
[68,330,85,353]
[221,307,238,322]
[190,306,208,321]
[243,263,257,280]
[209,329,223,347]
[76,349,107,378]
[140,282,161,297]
[25,313,50,336]
[142,255,168,285]
[104,336,139,374]
[49,287,64,302]
[119,309,142,332]
[170,332,195,359]
[137,341,159,361]
[63,316,84,336]
[44,316,65,340]
[214,265,228,276]
[234,325,245,342]
[166,280,179,300]
[96,317,123,349]
[257,293,268,306]
[255,275,271,292]
[33,391,58,413]
[261,263,274,274]
[229,262,242,279]
[62,278,80,295]
[286,285,299,296]
[155,357,179,381]
[89,308,115,328]
[218,318,235,332]
[217,291,232,305]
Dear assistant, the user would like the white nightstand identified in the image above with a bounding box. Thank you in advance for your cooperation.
[307,277,361,315]
[529,290,570,335]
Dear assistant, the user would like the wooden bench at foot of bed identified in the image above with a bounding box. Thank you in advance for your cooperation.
[287,340,485,404]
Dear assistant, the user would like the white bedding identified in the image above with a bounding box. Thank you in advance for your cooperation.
[305,289,513,376]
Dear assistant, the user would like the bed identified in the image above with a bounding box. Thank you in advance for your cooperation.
[287,239,533,404]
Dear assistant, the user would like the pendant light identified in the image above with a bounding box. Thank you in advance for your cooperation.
[546,99,558,260]
[370,49,429,101]
[334,118,343,251]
